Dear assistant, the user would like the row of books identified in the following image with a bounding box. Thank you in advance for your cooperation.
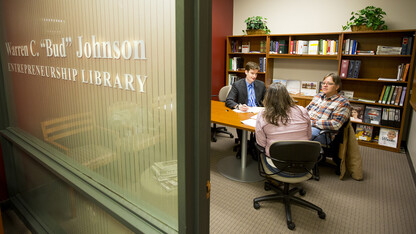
[259,57,266,72]
[401,36,413,55]
[340,59,361,78]
[228,74,239,85]
[269,40,288,54]
[151,160,178,192]
[355,125,398,148]
[378,85,406,106]
[342,39,359,55]
[231,40,268,53]
[288,39,338,55]
[229,57,244,71]
[396,63,410,81]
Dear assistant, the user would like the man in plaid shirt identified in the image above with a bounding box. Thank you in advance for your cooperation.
[307,73,351,144]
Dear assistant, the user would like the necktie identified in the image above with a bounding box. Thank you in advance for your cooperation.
[248,84,256,107]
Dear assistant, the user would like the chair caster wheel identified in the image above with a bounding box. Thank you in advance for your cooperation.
[230,134,234,138]
[264,183,271,191]
[212,138,217,142]
[287,222,295,230]
[235,139,239,144]
[299,189,306,196]
[253,202,260,210]
[318,211,326,219]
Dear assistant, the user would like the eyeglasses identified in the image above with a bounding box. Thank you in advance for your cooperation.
[322,82,335,86]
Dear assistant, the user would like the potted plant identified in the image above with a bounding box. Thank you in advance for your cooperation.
[342,6,388,31]
[243,16,271,35]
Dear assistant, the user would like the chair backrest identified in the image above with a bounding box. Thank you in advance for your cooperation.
[218,85,232,102]
[41,112,95,151]
[269,141,321,174]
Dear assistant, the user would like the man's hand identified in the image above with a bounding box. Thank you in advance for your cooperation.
[240,104,249,111]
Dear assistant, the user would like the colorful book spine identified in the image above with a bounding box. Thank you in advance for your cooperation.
[378,85,387,103]
[382,85,392,104]
[399,87,407,106]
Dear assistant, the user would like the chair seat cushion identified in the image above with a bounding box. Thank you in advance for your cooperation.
[263,155,312,183]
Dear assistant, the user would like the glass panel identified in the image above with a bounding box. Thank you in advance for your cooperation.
[0,0,177,230]
[13,147,134,233]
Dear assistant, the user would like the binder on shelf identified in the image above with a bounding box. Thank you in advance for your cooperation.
[352,60,361,78]
[347,60,355,78]
[278,40,288,54]
[340,59,350,78]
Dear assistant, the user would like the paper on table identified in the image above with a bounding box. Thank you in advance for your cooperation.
[241,118,256,127]
[250,114,258,119]
[233,107,264,113]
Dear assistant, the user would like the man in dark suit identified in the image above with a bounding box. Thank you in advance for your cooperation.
[225,62,266,110]
[225,61,266,159]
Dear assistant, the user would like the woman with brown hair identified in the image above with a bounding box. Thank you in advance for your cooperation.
[255,83,311,156]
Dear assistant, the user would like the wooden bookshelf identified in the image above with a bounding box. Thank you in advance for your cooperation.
[225,30,416,152]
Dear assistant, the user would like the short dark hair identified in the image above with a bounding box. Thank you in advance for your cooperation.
[245,61,259,71]
[323,72,342,92]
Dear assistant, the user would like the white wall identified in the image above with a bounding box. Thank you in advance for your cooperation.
[233,0,416,34]
[234,0,416,165]
[408,111,416,169]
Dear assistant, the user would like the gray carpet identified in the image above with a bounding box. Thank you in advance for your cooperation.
[210,127,416,234]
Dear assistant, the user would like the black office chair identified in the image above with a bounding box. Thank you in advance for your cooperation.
[312,120,350,180]
[253,141,325,230]
[211,85,234,142]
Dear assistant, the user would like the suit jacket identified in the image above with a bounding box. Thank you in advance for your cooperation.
[225,79,266,109]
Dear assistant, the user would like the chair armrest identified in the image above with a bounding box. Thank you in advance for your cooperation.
[255,142,265,154]
[319,129,339,135]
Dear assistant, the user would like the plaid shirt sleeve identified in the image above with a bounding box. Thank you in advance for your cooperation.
[307,93,351,130]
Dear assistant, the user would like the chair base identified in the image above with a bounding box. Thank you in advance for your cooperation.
[211,124,234,142]
[253,182,325,230]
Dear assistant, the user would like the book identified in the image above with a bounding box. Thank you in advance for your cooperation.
[397,64,403,80]
[394,86,403,105]
[386,85,396,104]
[347,60,355,78]
[378,85,387,103]
[352,60,361,78]
[300,81,318,96]
[308,40,319,55]
[340,59,350,78]
[376,45,402,55]
[399,87,407,106]
[364,106,382,125]
[350,103,365,122]
[406,37,413,55]
[355,124,373,141]
[378,128,399,148]
[382,85,392,104]
[278,40,288,54]
[402,63,410,81]
[242,41,250,53]
[401,37,409,55]
[356,50,375,55]
[340,90,354,99]
[286,80,301,94]
[390,86,399,105]
[344,39,350,54]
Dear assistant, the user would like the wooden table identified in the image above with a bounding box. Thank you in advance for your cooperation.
[211,100,263,182]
